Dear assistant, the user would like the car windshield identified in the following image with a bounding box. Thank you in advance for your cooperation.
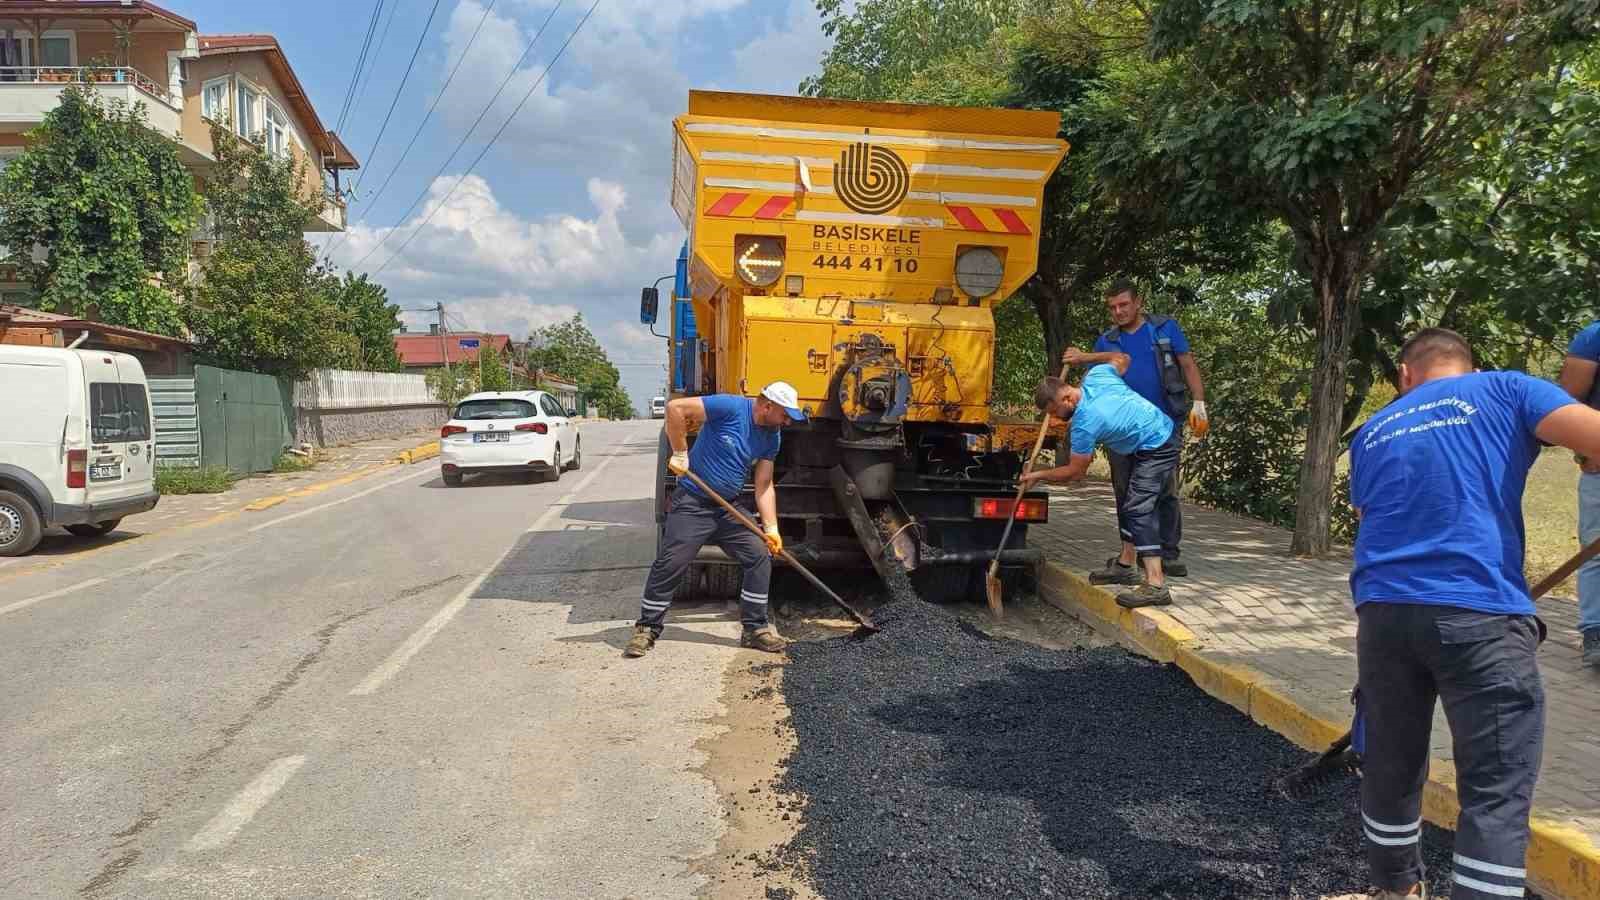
[454,399,535,420]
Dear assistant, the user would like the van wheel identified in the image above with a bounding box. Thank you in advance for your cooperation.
[0,489,43,557]
[66,519,122,538]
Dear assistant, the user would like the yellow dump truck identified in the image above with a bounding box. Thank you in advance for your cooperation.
[641,91,1069,603]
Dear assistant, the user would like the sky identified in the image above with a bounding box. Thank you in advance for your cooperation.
[182,0,831,413]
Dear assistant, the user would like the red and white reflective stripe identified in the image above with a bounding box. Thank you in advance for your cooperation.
[947,205,1031,235]
[751,196,792,219]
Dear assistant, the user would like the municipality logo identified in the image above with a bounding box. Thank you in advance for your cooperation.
[833,142,909,215]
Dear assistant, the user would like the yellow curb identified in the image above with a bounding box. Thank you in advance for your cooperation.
[1037,561,1600,900]
[392,440,440,465]
[242,497,286,512]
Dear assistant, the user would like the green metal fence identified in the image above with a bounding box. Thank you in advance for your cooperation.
[194,365,291,474]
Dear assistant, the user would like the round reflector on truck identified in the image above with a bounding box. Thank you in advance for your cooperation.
[734,235,785,287]
[955,247,1004,299]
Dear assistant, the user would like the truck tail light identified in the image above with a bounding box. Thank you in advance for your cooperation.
[66,449,87,488]
[441,425,466,437]
[515,422,548,434]
[974,496,1048,522]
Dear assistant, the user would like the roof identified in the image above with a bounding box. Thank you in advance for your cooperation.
[394,332,513,367]
[0,304,192,347]
[198,34,358,170]
[0,1,196,31]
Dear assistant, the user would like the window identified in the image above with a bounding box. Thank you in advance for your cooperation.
[540,395,566,418]
[38,36,72,68]
[265,101,290,159]
[90,384,152,444]
[453,398,536,421]
[236,82,260,139]
[202,77,230,123]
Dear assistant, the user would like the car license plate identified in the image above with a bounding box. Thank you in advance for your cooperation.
[90,463,121,481]
[474,432,509,443]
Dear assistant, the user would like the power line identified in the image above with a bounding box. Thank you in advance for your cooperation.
[349,0,445,200]
[345,0,567,272]
[374,0,601,277]
[345,0,403,134]
[323,0,500,262]
[335,0,385,134]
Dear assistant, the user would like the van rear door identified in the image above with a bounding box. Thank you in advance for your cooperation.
[78,351,153,505]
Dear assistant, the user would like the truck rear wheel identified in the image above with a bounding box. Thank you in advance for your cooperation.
[0,489,43,557]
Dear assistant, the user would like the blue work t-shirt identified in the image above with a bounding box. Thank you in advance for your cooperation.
[682,395,781,499]
[1569,321,1600,362]
[1350,371,1575,615]
[1093,317,1191,419]
[1070,364,1175,457]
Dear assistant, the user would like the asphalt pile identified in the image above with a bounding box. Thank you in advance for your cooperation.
[780,600,1477,899]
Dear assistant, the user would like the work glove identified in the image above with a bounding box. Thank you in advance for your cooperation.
[667,451,690,475]
[1188,401,1210,439]
[763,525,783,557]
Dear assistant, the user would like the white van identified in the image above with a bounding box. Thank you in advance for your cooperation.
[650,396,666,419]
[0,346,160,556]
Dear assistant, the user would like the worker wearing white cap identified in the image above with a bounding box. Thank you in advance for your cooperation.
[625,381,807,658]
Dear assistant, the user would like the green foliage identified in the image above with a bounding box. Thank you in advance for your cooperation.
[272,451,316,473]
[426,365,478,407]
[155,466,233,495]
[803,0,1040,99]
[476,342,515,392]
[0,85,199,334]
[320,270,404,372]
[523,315,635,418]
[186,123,358,377]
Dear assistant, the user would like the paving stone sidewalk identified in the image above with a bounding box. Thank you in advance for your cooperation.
[1031,479,1600,846]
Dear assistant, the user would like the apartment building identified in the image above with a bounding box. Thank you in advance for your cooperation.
[0,2,358,261]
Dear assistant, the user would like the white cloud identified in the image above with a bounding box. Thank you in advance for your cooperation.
[730,0,829,95]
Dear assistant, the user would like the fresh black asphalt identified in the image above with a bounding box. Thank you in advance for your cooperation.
[780,600,1493,899]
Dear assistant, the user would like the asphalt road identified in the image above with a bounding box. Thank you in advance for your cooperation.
[0,420,756,899]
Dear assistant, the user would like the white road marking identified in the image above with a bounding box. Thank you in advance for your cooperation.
[247,466,433,533]
[351,428,643,697]
[0,550,185,618]
[184,755,307,852]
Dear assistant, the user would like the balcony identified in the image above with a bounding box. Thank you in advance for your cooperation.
[0,66,182,140]
[311,188,346,233]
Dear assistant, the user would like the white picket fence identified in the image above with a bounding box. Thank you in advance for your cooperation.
[292,369,438,410]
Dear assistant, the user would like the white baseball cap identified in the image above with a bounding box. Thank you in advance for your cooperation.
[760,381,807,421]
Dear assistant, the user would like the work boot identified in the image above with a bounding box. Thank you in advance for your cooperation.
[1163,560,1188,578]
[623,625,658,658]
[740,624,787,653]
[1584,628,1600,668]
[1089,556,1140,585]
[1115,582,1172,609]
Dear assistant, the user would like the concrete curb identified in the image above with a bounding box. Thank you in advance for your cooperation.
[1036,561,1600,900]
[242,438,440,514]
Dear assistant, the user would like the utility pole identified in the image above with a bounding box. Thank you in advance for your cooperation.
[436,302,451,399]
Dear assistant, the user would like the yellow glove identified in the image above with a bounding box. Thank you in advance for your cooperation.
[667,451,689,475]
[763,525,783,556]
[1187,401,1210,439]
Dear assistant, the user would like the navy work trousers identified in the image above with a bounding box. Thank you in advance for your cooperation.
[1356,602,1545,898]
[1108,426,1183,561]
[638,488,770,632]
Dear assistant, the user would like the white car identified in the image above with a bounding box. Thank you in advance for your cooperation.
[650,396,666,419]
[0,346,160,556]
[439,391,580,487]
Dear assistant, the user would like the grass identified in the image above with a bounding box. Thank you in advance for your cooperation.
[1524,446,1582,596]
[272,450,317,473]
[155,466,233,495]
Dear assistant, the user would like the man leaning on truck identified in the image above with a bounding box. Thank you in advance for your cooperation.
[625,383,807,659]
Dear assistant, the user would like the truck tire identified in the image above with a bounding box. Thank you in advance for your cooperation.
[66,519,122,538]
[0,489,44,557]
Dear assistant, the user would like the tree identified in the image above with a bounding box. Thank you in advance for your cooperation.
[476,342,515,392]
[0,85,199,334]
[1145,0,1599,554]
[186,123,349,376]
[320,270,404,372]
[523,315,635,419]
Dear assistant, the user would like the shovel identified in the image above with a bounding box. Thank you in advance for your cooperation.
[1276,533,1600,800]
[676,467,879,634]
[985,374,1062,618]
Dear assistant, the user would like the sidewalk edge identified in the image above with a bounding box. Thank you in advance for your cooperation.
[1036,561,1600,900]
[241,438,439,514]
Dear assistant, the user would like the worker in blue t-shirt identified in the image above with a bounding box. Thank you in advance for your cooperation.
[1069,280,1209,587]
[1341,328,1600,900]
[1021,357,1180,609]
[1557,320,1600,667]
[626,382,807,659]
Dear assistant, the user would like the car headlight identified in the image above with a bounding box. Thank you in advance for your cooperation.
[734,235,785,287]
[955,246,1004,299]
